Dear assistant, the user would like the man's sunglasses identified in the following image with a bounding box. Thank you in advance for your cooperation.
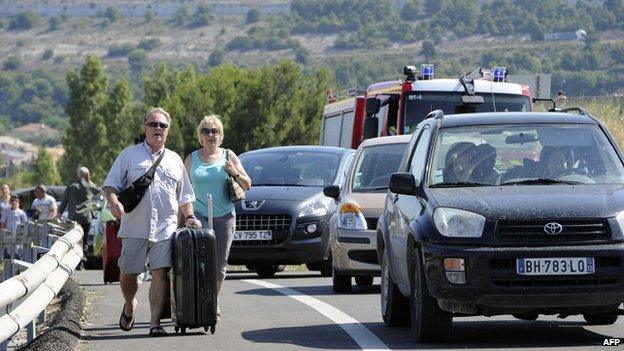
[201,128,219,135]
[145,121,170,129]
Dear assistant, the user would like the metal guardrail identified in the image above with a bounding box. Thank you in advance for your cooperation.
[0,220,83,350]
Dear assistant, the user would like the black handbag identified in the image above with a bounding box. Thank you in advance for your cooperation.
[118,150,166,213]
[225,149,246,202]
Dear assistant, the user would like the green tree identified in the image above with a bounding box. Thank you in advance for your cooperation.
[421,39,436,59]
[61,56,108,184]
[102,79,135,168]
[3,56,23,71]
[209,48,226,67]
[128,49,149,75]
[246,8,260,24]
[103,6,122,22]
[32,148,61,185]
[189,4,213,28]
[9,11,41,30]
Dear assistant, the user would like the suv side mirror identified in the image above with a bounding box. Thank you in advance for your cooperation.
[323,185,341,200]
[363,117,378,140]
[389,172,417,195]
[365,98,381,115]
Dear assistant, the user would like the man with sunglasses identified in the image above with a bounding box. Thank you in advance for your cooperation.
[103,107,201,337]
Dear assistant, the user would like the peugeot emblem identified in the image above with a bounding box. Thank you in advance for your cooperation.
[243,200,265,210]
[543,222,563,235]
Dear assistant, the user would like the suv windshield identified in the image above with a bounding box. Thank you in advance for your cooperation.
[403,92,531,134]
[352,142,408,192]
[241,150,340,187]
[429,123,624,187]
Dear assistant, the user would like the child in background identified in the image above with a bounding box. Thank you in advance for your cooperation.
[1,195,28,231]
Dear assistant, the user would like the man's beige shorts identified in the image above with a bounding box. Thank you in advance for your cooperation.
[118,238,172,274]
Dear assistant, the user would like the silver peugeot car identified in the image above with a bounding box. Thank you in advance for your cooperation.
[229,145,355,278]
[324,135,411,292]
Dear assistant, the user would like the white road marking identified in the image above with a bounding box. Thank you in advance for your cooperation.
[243,279,390,351]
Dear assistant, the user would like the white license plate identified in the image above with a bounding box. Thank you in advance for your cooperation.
[516,257,595,276]
[233,230,272,241]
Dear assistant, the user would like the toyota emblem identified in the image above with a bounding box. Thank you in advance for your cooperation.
[543,222,563,235]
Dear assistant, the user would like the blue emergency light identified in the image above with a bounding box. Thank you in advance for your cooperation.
[492,66,506,82]
[421,64,434,80]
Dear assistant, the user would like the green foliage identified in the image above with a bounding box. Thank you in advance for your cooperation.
[32,148,61,185]
[107,43,135,57]
[102,79,136,169]
[421,39,436,59]
[209,49,226,67]
[42,49,54,60]
[138,38,161,51]
[189,4,213,28]
[170,4,191,27]
[144,9,155,22]
[143,61,333,156]
[246,8,260,24]
[48,16,63,31]
[226,24,299,52]
[3,56,23,71]
[9,11,42,30]
[128,50,149,75]
[103,6,122,23]
[61,56,109,184]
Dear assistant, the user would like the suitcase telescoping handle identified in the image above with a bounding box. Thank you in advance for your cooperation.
[206,193,213,230]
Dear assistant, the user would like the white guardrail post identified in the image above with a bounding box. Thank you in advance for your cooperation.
[0,220,83,350]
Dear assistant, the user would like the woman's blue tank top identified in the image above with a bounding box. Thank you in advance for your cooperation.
[190,148,235,218]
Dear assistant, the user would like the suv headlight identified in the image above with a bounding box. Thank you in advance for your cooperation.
[433,208,485,238]
[298,198,331,217]
[337,203,367,230]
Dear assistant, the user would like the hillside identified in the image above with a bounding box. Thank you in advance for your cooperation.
[0,0,622,136]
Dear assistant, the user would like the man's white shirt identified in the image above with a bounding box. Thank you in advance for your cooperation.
[32,194,58,220]
[104,142,195,242]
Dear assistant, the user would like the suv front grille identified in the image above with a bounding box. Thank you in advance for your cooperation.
[233,214,291,246]
[496,219,610,242]
[490,257,620,287]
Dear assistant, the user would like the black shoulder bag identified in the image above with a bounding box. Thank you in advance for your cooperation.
[118,150,166,213]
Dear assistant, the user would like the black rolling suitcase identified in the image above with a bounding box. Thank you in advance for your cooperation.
[171,194,218,334]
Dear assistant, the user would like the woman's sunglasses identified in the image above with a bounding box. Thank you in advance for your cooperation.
[145,121,170,129]
[201,128,220,135]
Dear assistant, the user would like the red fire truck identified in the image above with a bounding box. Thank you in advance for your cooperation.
[320,65,534,148]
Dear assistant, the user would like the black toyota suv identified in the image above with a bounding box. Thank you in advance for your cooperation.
[377,110,624,342]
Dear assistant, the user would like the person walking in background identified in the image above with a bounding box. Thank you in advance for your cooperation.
[0,195,27,231]
[184,114,251,319]
[59,166,100,256]
[556,90,567,104]
[103,107,200,337]
[32,184,58,220]
[0,184,12,221]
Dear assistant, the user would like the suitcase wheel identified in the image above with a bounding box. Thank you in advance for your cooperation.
[174,326,179,334]
[210,325,215,334]
[181,327,186,335]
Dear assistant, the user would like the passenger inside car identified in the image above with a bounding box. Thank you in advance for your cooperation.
[468,144,500,184]
[539,149,570,179]
[443,142,476,183]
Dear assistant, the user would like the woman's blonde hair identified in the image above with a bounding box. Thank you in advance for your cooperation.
[196,114,224,146]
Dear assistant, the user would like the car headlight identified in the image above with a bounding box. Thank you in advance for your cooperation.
[298,198,331,217]
[433,208,485,238]
[337,203,367,230]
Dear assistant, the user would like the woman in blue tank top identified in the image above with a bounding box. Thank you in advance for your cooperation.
[184,114,251,318]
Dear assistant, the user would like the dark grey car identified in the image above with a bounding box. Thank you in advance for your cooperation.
[228,145,355,277]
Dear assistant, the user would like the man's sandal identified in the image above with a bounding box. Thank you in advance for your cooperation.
[149,326,168,337]
[118,304,135,332]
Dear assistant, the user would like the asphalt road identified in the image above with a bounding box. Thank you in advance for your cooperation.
[73,269,624,351]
